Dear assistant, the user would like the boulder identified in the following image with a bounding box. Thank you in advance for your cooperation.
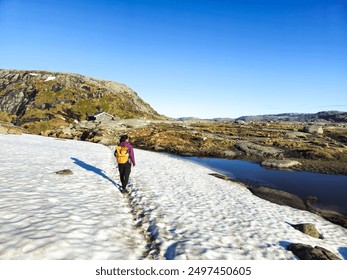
[304,125,324,135]
[0,122,24,134]
[287,243,341,260]
[261,159,301,169]
[314,208,347,229]
[55,169,73,175]
[223,150,237,158]
[249,186,307,210]
[61,126,72,136]
[0,125,8,134]
[291,223,322,239]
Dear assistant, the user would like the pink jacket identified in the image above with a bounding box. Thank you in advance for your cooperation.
[119,141,135,166]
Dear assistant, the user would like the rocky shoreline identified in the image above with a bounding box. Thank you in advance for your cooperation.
[209,173,347,229]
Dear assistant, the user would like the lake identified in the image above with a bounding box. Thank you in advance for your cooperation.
[181,156,347,215]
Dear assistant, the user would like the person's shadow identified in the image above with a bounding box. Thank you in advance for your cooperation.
[71,157,121,189]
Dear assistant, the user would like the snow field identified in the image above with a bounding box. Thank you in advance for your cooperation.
[0,134,346,260]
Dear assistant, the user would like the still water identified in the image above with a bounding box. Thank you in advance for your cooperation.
[183,157,347,214]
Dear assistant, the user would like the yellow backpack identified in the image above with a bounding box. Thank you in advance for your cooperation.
[115,145,129,164]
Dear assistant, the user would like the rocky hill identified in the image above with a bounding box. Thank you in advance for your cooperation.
[0,69,165,133]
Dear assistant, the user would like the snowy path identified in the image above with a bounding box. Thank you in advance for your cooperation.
[0,134,143,259]
[0,134,346,260]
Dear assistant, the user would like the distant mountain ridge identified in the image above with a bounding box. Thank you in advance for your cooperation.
[0,69,165,133]
[177,111,347,123]
[236,111,347,123]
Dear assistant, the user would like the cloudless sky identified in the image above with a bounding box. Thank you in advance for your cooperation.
[1,0,346,118]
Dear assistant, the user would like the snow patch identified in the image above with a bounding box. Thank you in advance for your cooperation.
[44,76,56,82]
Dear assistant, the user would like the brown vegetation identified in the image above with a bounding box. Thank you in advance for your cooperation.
[127,121,347,175]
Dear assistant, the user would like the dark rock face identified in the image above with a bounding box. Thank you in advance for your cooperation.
[287,243,341,260]
[0,88,38,117]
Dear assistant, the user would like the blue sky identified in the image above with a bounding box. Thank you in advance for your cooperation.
[1,0,346,118]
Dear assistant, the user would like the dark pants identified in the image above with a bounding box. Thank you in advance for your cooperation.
[118,162,131,189]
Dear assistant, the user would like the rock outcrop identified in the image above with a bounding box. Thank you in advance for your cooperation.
[0,121,26,134]
[303,124,324,135]
[236,141,283,158]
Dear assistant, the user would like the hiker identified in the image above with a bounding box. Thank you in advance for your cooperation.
[115,135,135,192]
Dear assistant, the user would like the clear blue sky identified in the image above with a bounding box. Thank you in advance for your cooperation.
[1,0,346,118]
